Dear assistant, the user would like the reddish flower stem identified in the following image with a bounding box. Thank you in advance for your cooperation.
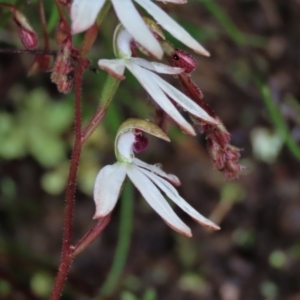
[71,215,111,258]
[50,24,100,300]
[38,0,49,50]
[49,56,84,300]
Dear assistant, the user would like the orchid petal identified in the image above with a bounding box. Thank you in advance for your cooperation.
[124,61,196,135]
[116,131,136,162]
[135,0,210,56]
[93,163,127,218]
[140,168,220,230]
[133,158,181,186]
[98,58,126,80]
[111,0,163,59]
[127,165,192,237]
[149,72,218,124]
[156,0,187,3]
[131,58,183,74]
[71,0,106,34]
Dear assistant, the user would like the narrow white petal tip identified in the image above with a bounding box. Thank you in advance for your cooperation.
[184,230,192,238]
[181,125,196,136]
[165,220,192,237]
[168,174,181,187]
[194,46,210,57]
[202,220,221,231]
[179,227,192,238]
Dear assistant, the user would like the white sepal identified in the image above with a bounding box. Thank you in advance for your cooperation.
[150,72,218,124]
[124,61,196,135]
[93,163,127,218]
[112,0,163,59]
[133,158,181,186]
[135,0,210,56]
[131,58,184,74]
[98,59,126,80]
[71,0,106,34]
[140,168,220,230]
[127,165,192,237]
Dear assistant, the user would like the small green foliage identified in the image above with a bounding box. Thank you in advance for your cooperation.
[0,88,73,167]
[232,228,255,248]
[30,272,54,298]
[0,280,11,297]
[0,177,17,198]
[269,250,287,269]
[260,281,278,299]
[178,273,208,294]
[221,182,245,202]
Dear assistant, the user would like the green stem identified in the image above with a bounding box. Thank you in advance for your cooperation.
[100,181,134,296]
[96,1,111,26]
[257,82,300,161]
[81,75,120,144]
[198,0,266,47]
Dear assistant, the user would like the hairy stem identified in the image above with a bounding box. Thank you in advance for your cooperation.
[49,56,84,300]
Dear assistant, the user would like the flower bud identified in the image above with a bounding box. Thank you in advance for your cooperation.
[0,4,38,49]
[13,10,38,49]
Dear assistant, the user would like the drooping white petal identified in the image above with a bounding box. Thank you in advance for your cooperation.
[111,0,163,59]
[93,163,127,218]
[131,58,183,74]
[140,168,220,230]
[98,59,126,80]
[149,72,218,125]
[135,0,210,56]
[133,158,181,186]
[71,0,106,34]
[127,165,192,237]
[124,61,196,136]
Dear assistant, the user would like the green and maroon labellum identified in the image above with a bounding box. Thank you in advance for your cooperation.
[133,130,148,153]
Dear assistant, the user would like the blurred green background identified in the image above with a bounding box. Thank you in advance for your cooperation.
[0,0,300,299]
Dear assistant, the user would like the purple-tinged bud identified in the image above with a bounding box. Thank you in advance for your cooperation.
[3,5,39,49]
[17,25,38,49]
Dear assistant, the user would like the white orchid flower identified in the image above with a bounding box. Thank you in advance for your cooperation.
[71,0,209,59]
[93,119,220,237]
[98,25,218,136]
